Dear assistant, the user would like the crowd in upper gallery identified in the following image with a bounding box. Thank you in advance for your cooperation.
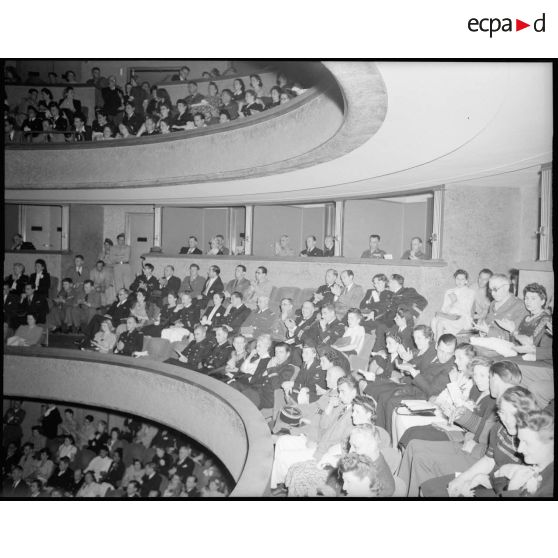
[4,64,308,144]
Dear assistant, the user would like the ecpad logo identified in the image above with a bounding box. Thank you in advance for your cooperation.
[468,13,546,37]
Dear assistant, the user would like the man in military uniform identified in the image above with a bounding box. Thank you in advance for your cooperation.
[222,292,252,335]
[168,325,214,370]
[114,316,144,356]
[313,269,339,309]
[309,303,346,347]
[200,326,233,373]
[285,300,320,349]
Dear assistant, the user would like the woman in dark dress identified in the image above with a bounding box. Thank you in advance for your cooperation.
[29,259,51,297]
[142,291,180,337]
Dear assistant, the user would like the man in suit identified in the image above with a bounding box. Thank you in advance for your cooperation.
[300,235,324,257]
[171,66,190,82]
[3,466,30,497]
[11,233,36,251]
[224,265,251,299]
[140,462,162,497]
[244,266,274,310]
[180,263,206,297]
[48,278,76,333]
[72,113,92,142]
[4,117,23,144]
[222,292,251,335]
[70,280,102,333]
[78,288,131,346]
[179,236,203,255]
[17,283,49,326]
[169,445,196,483]
[199,265,224,306]
[65,255,90,292]
[46,457,74,494]
[157,265,181,303]
[333,270,365,320]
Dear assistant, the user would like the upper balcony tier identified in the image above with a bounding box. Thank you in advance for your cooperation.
[5,62,388,194]
[5,62,552,206]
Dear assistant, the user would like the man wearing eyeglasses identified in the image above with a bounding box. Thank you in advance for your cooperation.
[477,274,527,340]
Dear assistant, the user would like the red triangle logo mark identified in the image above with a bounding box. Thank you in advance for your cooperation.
[516,19,530,31]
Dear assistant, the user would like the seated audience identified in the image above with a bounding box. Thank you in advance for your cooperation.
[497,409,554,497]
[240,89,265,117]
[161,292,200,343]
[366,333,457,433]
[333,308,365,355]
[225,265,251,299]
[361,234,386,259]
[48,278,76,333]
[180,263,206,298]
[76,471,103,497]
[116,289,159,336]
[122,101,144,135]
[11,233,35,251]
[271,376,358,490]
[369,274,428,352]
[220,89,239,120]
[71,113,92,142]
[114,316,144,356]
[310,303,346,348]
[169,324,214,370]
[222,292,252,335]
[495,283,552,361]
[233,341,295,410]
[476,273,528,340]
[398,355,494,449]
[7,313,43,347]
[244,267,274,310]
[200,292,228,331]
[281,343,326,405]
[401,237,427,260]
[397,360,523,496]
[129,263,159,299]
[157,265,181,303]
[46,457,74,494]
[338,453,384,497]
[285,300,319,348]
[241,295,277,339]
[332,270,364,320]
[70,280,102,333]
[359,273,394,333]
[313,269,339,308]
[473,268,493,321]
[431,269,475,339]
[199,265,225,306]
[17,283,49,327]
[201,326,233,373]
[212,334,250,382]
[185,81,205,106]
[180,236,203,255]
[29,259,51,298]
[300,235,324,257]
[5,263,29,296]
[323,235,336,257]
[275,234,295,257]
[65,254,90,291]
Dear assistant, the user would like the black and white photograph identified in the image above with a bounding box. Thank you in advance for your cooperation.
[2,57,553,503]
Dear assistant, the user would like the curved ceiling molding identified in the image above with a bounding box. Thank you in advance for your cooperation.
[5,62,388,192]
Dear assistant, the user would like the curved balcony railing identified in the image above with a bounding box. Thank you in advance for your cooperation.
[3,347,274,497]
[5,62,388,192]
